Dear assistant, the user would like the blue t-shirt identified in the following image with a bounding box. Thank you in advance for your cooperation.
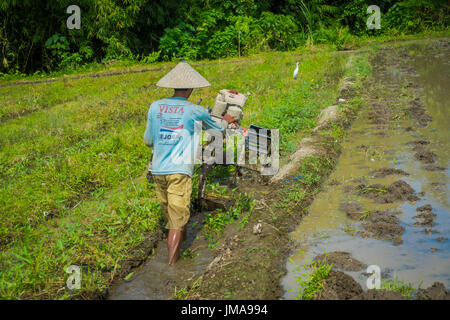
[144,97,224,177]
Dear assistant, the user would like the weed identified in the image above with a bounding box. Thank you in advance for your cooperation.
[380,277,418,299]
[181,249,199,260]
[359,210,371,221]
[173,286,188,300]
[294,252,333,300]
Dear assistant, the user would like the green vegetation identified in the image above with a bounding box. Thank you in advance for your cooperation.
[381,277,418,299]
[203,193,254,247]
[0,47,355,298]
[173,286,189,300]
[293,251,333,300]
[1,1,448,76]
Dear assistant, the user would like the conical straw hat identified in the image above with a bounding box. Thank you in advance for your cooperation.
[156,60,211,88]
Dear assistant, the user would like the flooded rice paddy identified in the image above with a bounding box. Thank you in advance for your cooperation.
[282,39,450,299]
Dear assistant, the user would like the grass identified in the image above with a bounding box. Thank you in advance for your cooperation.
[202,192,254,247]
[380,277,418,299]
[173,286,188,300]
[293,251,333,300]
[0,41,370,299]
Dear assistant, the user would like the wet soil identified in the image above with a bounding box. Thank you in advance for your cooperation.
[424,165,447,171]
[368,103,392,124]
[107,208,218,300]
[315,270,363,300]
[412,204,437,228]
[358,210,405,245]
[311,254,450,300]
[106,39,450,301]
[355,180,419,203]
[283,39,450,300]
[416,282,450,300]
[369,167,409,178]
[313,251,366,271]
[407,98,433,128]
[339,201,365,220]
[413,146,437,164]
[351,289,405,300]
[315,269,450,300]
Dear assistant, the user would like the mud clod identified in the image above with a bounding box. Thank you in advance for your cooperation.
[315,270,363,300]
[413,204,436,228]
[422,228,440,235]
[417,282,450,300]
[407,98,433,127]
[356,180,418,203]
[414,147,436,164]
[313,251,366,272]
[369,167,409,178]
[357,210,405,245]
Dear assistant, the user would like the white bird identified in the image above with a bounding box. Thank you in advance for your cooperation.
[293,62,299,80]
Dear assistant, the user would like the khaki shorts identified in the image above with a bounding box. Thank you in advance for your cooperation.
[153,174,192,230]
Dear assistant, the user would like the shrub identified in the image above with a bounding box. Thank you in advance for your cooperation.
[384,0,449,33]
[159,23,199,60]
[317,26,352,50]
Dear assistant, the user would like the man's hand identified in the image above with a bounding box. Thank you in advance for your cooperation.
[223,113,237,124]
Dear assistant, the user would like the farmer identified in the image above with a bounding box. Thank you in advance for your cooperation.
[144,61,236,265]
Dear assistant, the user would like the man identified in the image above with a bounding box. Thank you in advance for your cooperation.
[144,61,235,265]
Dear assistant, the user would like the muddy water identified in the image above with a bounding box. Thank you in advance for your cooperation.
[282,40,450,299]
[108,212,216,300]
